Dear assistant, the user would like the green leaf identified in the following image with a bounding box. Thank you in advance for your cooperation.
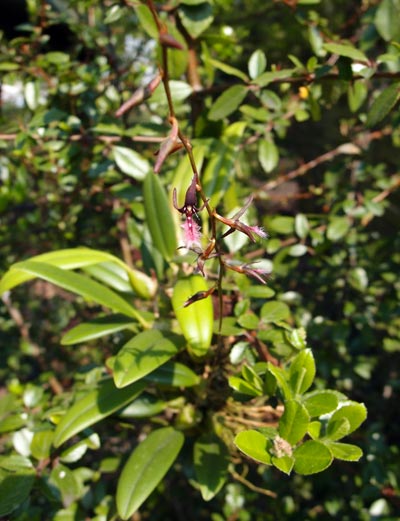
[248,50,267,80]
[295,214,310,239]
[234,430,272,465]
[323,43,368,62]
[228,376,263,397]
[119,394,166,418]
[253,68,295,87]
[133,4,159,38]
[271,454,294,475]
[258,139,279,173]
[179,2,214,39]
[172,275,214,357]
[113,146,150,181]
[194,434,229,501]
[302,390,339,417]
[325,441,363,461]
[4,261,144,323]
[288,244,308,257]
[61,315,136,345]
[30,430,54,460]
[348,80,368,113]
[267,363,292,400]
[326,217,350,241]
[143,361,200,387]
[288,349,316,395]
[0,248,156,300]
[366,83,400,127]
[326,417,351,441]
[49,464,80,507]
[375,0,400,41]
[293,440,333,475]
[0,468,35,517]
[113,330,181,388]
[53,379,145,447]
[82,262,136,293]
[206,58,249,82]
[279,400,310,445]
[326,402,367,439]
[116,427,184,519]
[143,172,177,261]
[260,301,290,323]
[209,85,248,121]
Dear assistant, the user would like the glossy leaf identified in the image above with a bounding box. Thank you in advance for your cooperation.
[278,400,310,445]
[30,430,54,460]
[0,468,35,517]
[3,261,145,323]
[143,361,200,387]
[143,172,177,261]
[325,441,363,461]
[234,430,272,465]
[289,349,316,395]
[228,376,263,397]
[271,455,294,475]
[0,247,156,300]
[366,83,400,127]
[116,427,184,519]
[172,275,213,357]
[302,390,339,417]
[293,440,333,475]
[61,315,136,345]
[326,402,367,439]
[294,214,310,239]
[375,0,400,41]
[206,58,249,82]
[53,379,145,447]
[119,393,166,418]
[194,434,229,501]
[209,85,248,121]
[113,330,182,388]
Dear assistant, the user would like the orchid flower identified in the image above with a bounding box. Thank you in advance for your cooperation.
[215,196,268,242]
[173,175,202,249]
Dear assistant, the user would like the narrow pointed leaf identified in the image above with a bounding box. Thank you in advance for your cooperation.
[4,261,145,322]
[143,172,177,261]
[116,427,184,519]
[61,315,136,345]
[366,83,400,127]
[53,379,145,447]
[289,349,316,395]
[248,49,267,80]
[113,330,182,388]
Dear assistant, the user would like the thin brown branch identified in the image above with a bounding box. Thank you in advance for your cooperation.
[230,469,277,498]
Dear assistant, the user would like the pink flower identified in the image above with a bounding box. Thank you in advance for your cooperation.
[173,175,203,249]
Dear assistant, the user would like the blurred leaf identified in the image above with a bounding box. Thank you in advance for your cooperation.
[179,2,214,38]
[0,469,35,517]
[209,85,248,120]
[375,0,400,41]
[326,217,350,241]
[206,58,249,82]
[261,301,290,323]
[366,83,400,127]
[116,427,184,519]
[248,50,267,79]
[295,214,310,239]
[323,43,367,62]
[194,434,229,501]
[254,68,295,87]
[258,139,279,173]
[113,146,150,181]
[30,430,54,460]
